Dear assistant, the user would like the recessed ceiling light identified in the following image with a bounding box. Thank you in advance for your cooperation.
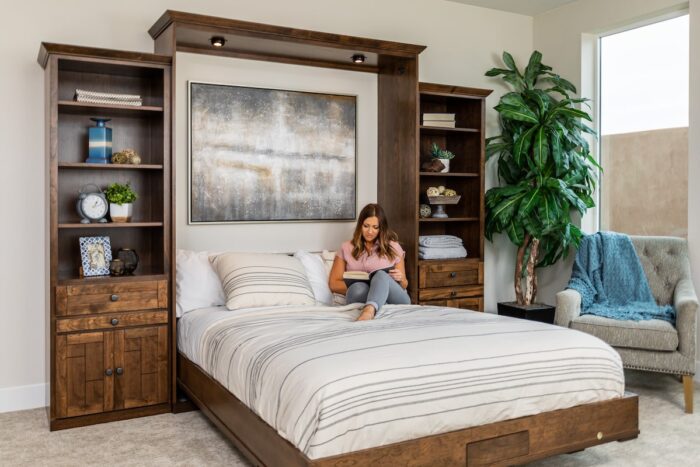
[210,36,226,47]
[351,54,366,64]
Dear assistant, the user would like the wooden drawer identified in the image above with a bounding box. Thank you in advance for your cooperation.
[418,284,483,302]
[419,297,484,312]
[57,310,168,333]
[56,280,167,316]
[419,261,483,288]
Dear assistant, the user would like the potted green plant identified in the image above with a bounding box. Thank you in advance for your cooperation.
[484,51,598,312]
[104,182,137,223]
[430,143,455,173]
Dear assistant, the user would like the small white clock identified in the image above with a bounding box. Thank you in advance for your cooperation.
[76,184,109,223]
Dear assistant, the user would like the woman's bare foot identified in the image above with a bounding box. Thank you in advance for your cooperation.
[356,305,376,321]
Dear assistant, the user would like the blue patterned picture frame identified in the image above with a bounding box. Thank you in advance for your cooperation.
[79,236,112,277]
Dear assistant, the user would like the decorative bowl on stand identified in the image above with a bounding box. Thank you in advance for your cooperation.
[428,195,461,218]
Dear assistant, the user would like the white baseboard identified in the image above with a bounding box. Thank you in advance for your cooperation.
[696,360,700,376]
[0,383,47,413]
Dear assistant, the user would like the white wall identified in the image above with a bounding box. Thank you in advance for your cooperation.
[0,0,532,409]
[175,53,378,253]
[534,0,699,371]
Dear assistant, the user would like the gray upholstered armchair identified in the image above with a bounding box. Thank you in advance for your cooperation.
[555,236,697,413]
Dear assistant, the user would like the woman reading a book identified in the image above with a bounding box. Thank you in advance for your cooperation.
[329,203,410,321]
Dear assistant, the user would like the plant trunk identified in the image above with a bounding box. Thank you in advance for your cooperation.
[514,235,540,306]
[514,234,529,305]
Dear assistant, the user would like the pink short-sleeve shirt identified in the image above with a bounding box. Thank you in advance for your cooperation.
[336,240,405,273]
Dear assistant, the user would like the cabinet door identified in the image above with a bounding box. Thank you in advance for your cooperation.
[56,332,114,418]
[114,326,168,409]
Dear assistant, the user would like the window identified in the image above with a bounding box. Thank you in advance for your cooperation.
[599,14,688,237]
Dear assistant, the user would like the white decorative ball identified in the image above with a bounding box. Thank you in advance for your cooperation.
[419,204,432,218]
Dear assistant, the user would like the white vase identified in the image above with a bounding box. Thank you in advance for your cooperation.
[439,158,450,173]
[110,203,133,223]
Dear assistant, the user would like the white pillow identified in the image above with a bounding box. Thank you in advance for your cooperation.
[210,252,316,310]
[294,250,334,305]
[320,250,346,306]
[176,249,226,317]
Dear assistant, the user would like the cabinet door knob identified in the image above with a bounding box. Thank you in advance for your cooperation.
[116,367,123,376]
[110,294,119,302]
[450,272,457,278]
[450,291,457,297]
[111,318,119,326]
[105,368,113,376]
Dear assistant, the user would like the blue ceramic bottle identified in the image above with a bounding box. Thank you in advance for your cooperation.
[86,118,112,163]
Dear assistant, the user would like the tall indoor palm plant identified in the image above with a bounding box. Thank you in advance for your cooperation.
[485,51,599,306]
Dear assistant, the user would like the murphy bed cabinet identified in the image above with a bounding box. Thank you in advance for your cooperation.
[380,83,491,311]
[39,43,172,430]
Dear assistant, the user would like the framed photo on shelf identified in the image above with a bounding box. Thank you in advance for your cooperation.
[79,236,112,277]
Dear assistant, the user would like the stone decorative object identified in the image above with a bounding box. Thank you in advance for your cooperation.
[426,186,440,197]
[111,148,141,165]
[419,204,432,218]
[421,159,445,173]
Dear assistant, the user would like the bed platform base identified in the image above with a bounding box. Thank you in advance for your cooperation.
[178,353,639,466]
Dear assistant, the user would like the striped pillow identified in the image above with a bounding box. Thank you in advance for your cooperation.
[209,252,316,310]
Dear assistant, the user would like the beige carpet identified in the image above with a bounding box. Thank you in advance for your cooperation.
[1,370,697,466]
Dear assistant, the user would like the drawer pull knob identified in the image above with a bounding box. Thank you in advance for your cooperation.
[450,291,457,297]
[111,294,119,302]
[450,272,457,278]
[597,432,603,440]
[116,367,123,376]
[111,318,119,326]
[105,368,113,376]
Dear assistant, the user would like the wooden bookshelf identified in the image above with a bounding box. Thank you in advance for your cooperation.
[379,82,491,310]
[39,43,172,430]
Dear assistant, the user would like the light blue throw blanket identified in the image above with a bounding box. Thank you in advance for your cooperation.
[567,232,675,324]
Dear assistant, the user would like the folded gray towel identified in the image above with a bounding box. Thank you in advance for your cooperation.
[418,246,467,259]
[418,235,463,248]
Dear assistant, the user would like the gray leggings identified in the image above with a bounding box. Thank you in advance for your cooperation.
[346,270,411,312]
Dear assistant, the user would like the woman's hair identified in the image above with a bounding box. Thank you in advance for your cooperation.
[351,203,399,261]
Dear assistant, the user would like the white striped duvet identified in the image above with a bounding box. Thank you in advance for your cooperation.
[178,304,624,459]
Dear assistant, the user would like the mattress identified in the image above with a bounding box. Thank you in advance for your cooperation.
[178,304,624,459]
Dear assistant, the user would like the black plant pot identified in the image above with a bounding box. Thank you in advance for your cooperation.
[497,302,556,324]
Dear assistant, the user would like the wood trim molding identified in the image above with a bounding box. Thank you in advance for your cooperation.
[38,43,172,69]
[148,10,426,58]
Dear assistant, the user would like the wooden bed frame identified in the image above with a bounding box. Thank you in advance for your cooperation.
[148,11,640,466]
[178,353,638,466]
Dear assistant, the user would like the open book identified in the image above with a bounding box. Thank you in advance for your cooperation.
[343,265,396,287]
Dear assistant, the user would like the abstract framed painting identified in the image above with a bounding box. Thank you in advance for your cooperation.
[188,82,357,223]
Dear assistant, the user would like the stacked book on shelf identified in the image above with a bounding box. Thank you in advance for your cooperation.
[75,89,143,106]
[422,113,455,128]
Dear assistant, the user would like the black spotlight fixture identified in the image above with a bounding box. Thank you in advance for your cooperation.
[210,36,226,47]
[351,54,366,64]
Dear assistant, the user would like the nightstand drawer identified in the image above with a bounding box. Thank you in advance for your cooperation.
[56,280,167,316]
[419,297,484,312]
[419,261,483,288]
[56,310,168,333]
[418,284,483,301]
